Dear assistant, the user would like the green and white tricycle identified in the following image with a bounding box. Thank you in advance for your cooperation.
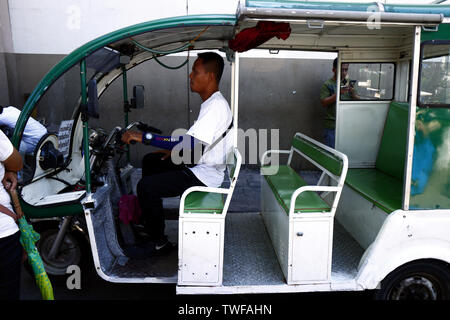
[12,1,450,299]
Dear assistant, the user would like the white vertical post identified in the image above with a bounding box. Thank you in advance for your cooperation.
[403,26,421,211]
[230,52,239,148]
[335,53,341,149]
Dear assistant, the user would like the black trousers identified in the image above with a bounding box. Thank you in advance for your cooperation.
[137,152,205,241]
[0,231,22,300]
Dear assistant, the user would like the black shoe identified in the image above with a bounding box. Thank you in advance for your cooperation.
[124,237,175,259]
[154,237,176,256]
[123,241,157,259]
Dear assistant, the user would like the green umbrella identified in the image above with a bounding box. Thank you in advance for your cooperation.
[10,190,54,300]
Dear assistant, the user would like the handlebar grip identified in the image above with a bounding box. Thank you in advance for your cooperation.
[136,123,162,134]
[147,126,162,134]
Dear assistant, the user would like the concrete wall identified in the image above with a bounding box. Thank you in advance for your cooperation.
[7,0,239,55]
[0,0,13,106]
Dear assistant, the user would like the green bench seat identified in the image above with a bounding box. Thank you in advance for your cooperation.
[344,101,409,214]
[262,165,331,214]
[180,147,241,215]
[261,133,347,216]
[184,192,224,213]
[345,169,402,213]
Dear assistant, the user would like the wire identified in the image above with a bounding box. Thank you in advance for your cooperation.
[152,53,189,69]
[129,26,209,55]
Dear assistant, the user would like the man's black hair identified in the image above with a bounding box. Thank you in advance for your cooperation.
[333,57,338,69]
[198,52,224,84]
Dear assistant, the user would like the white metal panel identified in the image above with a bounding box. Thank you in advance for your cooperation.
[178,219,223,285]
[356,209,450,290]
[336,102,390,167]
[32,190,86,206]
[260,177,290,279]
[336,185,388,250]
[290,218,332,283]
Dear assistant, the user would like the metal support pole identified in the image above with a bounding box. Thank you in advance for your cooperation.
[47,216,73,260]
[80,59,92,194]
[231,52,239,148]
[122,65,131,162]
[403,26,421,210]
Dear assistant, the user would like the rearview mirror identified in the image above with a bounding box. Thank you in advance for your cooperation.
[131,85,145,109]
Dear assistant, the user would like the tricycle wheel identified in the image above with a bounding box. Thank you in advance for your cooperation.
[25,227,91,286]
[374,260,450,300]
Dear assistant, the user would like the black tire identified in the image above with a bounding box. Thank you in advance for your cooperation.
[24,225,92,286]
[375,260,450,300]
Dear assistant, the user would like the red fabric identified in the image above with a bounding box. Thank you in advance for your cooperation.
[118,194,142,224]
[229,21,291,53]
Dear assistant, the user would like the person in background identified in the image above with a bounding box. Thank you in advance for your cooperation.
[0,105,47,154]
[0,129,23,300]
[319,58,357,148]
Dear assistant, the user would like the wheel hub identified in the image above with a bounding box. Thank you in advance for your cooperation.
[391,275,438,300]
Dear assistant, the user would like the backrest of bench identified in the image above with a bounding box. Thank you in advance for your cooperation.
[292,135,343,176]
[375,101,409,180]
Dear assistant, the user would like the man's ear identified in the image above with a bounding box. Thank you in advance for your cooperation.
[207,71,215,82]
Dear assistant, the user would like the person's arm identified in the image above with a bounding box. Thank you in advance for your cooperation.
[3,147,22,173]
[0,203,17,220]
[321,93,336,107]
[121,130,202,150]
[320,82,336,108]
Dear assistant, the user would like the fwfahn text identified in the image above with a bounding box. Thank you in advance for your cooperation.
[178,304,272,317]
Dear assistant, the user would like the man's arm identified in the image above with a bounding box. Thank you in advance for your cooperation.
[121,130,201,150]
[321,93,336,107]
[0,203,17,220]
[320,82,336,108]
[3,147,23,173]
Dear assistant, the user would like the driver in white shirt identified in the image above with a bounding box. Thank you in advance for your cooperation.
[122,52,233,256]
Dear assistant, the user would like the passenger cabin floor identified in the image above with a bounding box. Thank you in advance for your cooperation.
[109,212,363,284]
[223,212,364,286]
[109,168,364,284]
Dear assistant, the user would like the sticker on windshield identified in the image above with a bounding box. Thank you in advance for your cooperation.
[58,120,74,159]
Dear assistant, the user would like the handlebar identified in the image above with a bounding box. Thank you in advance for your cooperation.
[119,121,162,145]
[125,121,162,134]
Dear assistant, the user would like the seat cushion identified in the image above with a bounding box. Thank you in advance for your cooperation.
[345,168,403,213]
[183,191,224,213]
[262,165,331,214]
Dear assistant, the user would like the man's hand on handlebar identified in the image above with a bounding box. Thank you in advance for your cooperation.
[121,130,143,145]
